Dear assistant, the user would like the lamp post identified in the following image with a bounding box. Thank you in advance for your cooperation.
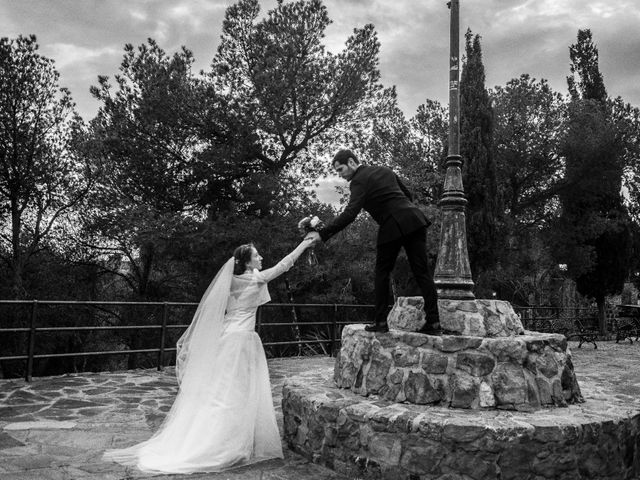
[433,0,475,300]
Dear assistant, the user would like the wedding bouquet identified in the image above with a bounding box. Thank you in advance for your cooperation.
[297,215,324,265]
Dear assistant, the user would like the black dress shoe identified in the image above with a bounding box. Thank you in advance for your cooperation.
[364,323,389,333]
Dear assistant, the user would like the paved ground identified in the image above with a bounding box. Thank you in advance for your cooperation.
[1,340,639,480]
[0,356,343,480]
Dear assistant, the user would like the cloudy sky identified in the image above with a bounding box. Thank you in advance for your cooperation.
[2,0,639,122]
[2,0,639,203]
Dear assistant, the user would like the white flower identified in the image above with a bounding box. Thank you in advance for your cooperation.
[297,216,311,229]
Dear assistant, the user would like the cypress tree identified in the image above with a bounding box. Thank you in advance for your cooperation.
[554,29,631,333]
[459,30,501,285]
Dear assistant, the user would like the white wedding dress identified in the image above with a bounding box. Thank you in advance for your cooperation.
[104,254,298,474]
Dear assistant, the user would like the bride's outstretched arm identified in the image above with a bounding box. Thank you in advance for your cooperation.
[257,237,315,283]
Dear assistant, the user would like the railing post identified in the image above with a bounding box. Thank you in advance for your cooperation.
[330,304,338,357]
[158,302,168,371]
[25,300,38,382]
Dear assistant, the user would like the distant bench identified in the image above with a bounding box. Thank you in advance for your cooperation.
[564,317,599,349]
[614,305,640,344]
[516,309,599,349]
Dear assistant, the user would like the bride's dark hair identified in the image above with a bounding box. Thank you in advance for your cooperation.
[233,243,255,275]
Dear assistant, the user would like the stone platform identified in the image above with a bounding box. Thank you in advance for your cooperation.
[334,324,582,410]
[283,342,640,480]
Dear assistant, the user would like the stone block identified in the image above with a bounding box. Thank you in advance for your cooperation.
[524,370,541,409]
[479,381,496,407]
[404,371,443,404]
[420,352,448,374]
[367,433,402,465]
[439,298,525,337]
[482,337,526,363]
[536,349,559,378]
[365,353,392,394]
[492,363,527,407]
[450,372,479,408]
[387,296,426,331]
[535,377,552,405]
[561,355,583,403]
[440,302,487,337]
[399,443,443,474]
[551,379,567,407]
[392,346,419,367]
[456,351,496,377]
[441,335,483,352]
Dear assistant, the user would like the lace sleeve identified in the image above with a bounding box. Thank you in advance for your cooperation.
[254,239,312,283]
[255,254,296,283]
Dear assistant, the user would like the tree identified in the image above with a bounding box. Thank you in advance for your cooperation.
[364,95,446,206]
[0,35,90,298]
[86,40,210,302]
[209,0,382,213]
[489,75,565,302]
[613,97,640,221]
[567,30,607,102]
[492,74,565,226]
[553,30,631,333]
[459,30,501,285]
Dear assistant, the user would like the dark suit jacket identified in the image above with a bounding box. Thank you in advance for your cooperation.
[319,165,430,245]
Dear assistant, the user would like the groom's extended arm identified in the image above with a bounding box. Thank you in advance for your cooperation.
[318,179,366,242]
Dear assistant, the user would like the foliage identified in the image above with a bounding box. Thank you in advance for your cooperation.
[552,30,632,332]
[85,40,211,301]
[492,74,565,226]
[459,30,501,280]
[0,35,90,298]
[488,75,566,302]
[553,100,630,297]
[567,29,607,102]
[612,97,640,220]
[5,7,640,378]
[209,0,382,212]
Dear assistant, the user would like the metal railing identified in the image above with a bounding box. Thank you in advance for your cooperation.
[513,305,599,332]
[0,300,374,381]
[1,301,617,382]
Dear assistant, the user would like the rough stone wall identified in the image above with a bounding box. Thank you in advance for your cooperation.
[334,325,583,410]
[283,380,640,480]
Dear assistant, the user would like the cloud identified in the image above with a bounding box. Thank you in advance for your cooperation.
[1,0,638,122]
[307,176,346,206]
[47,43,119,70]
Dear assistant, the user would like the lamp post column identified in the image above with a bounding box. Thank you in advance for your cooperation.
[433,0,475,300]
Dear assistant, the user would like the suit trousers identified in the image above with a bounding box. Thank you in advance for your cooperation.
[374,226,439,325]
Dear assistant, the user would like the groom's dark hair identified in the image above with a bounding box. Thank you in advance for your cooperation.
[332,149,359,166]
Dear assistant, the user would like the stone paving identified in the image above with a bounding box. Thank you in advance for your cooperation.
[0,356,342,480]
[1,341,640,480]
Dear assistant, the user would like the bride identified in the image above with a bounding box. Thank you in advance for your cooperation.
[103,237,315,473]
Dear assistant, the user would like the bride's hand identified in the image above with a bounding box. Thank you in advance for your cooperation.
[303,231,320,247]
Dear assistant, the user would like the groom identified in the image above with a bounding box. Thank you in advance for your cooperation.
[309,149,440,334]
